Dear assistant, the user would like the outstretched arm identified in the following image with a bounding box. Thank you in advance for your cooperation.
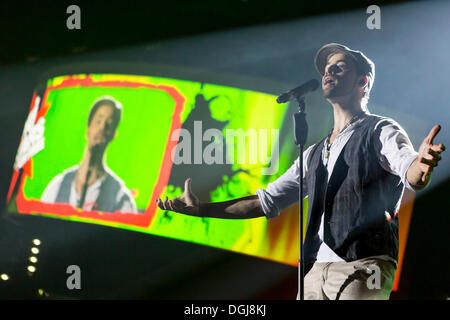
[156,178,264,219]
[407,124,445,190]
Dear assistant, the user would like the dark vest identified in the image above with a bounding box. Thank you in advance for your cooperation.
[55,169,122,212]
[303,115,402,266]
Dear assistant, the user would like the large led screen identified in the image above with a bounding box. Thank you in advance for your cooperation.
[6,73,305,267]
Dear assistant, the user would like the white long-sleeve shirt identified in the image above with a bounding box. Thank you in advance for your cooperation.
[41,165,138,213]
[256,114,418,262]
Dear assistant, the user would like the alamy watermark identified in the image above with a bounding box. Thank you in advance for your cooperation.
[366,5,381,30]
[170,121,279,175]
[66,5,81,30]
[365,264,381,290]
[66,265,81,290]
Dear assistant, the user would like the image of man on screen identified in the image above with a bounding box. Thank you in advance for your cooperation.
[41,96,138,213]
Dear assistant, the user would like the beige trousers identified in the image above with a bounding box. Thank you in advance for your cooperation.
[297,256,397,300]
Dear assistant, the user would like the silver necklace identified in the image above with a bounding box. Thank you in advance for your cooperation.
[324,111,366,159]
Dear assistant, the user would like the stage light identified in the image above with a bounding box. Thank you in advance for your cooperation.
[1,274,9,281]
[32,239,41,246]
[31,247,39,254]
[27,266,36,273]
[29,256,38,263]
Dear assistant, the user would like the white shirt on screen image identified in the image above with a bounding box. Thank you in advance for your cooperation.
[41,165,138,213]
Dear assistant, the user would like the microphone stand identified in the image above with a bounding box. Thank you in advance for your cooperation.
[78,166,92,210]
[78,146,98,209]
[292,96,308,301]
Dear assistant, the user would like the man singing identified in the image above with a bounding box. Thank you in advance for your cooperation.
[156,43,445,299]
[41,96,137,213]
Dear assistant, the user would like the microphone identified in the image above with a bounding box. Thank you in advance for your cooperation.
[276,79,319,103]
[78,144,102,209]
[89,144,101,164]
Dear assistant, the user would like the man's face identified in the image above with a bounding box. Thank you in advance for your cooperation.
[322,52,360,100]
[87,104,117,149]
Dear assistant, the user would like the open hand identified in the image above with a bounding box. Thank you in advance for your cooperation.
[156,178,200,215]
[417,124,445,183]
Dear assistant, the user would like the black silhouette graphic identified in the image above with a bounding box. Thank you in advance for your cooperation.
[161,84,250,227]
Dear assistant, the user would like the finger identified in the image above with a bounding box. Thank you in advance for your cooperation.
[426,124,441,145]
[156,199,165,210]
[420,158,438,167]
[422,172,429,183]
[163,196,169,210]
[421,167,433,182]
[184,178,192,194]
[430,143,446,153]
[167,200,175,211]
[430,145,443,154]
[428,149,442,161]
